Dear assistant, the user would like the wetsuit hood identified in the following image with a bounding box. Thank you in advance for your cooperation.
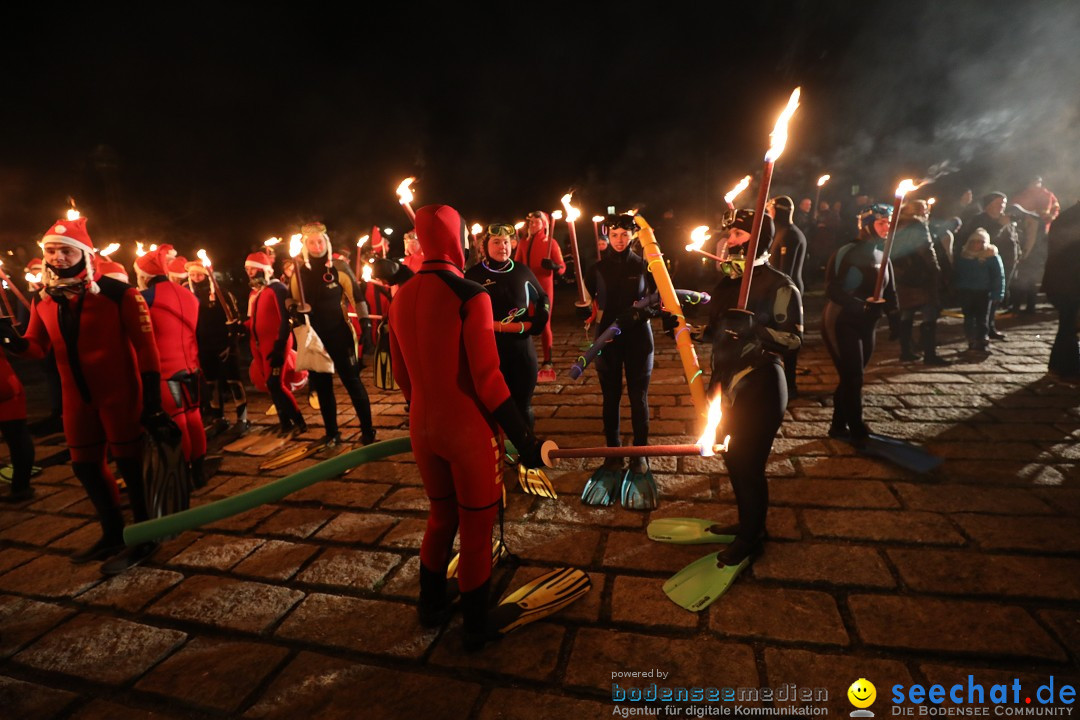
[415,204,467,269]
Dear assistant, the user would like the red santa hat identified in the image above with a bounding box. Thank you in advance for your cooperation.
[185,258,207,275]
[40,217,99,293]
[25,258,43,273]
[96,259,130,284]
[168,256,189,279]
[245,251,274,278]
[135,244,176,277]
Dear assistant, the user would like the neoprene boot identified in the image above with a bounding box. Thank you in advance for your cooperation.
[921,324,950,366]
[71,462,125,563]
[191,455,207,490]
[418,562,454,628]
[461,579,493,652]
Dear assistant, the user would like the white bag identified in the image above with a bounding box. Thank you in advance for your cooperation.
[294,316,335,373]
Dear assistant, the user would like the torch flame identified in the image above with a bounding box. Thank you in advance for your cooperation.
[25,272,41,285]
[696,394,728,457]
[927,197,937,206]
[592,215,605,223]
[66,208,82,221]
[357,234,369,248]
[99,242,120,257]
[686,225,712,252]
[396,177,416,205]
[136,242,146,257]
[197,249,212,267]
[723,175,752,204]
[264,237,281,247]
[895,178,918,198]
[470,223,483,236]
[560,193,581,222]
[289,233,303,258]
[384,228,394,236]
[764,87,801,163]
[625,208,639,216]
[817,174,831,187]
[514,221,525,230]
[361,262,373,282]
[149,244,158,252]
[551,210,564,221]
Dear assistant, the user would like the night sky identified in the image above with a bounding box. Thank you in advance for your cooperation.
[2,1,1077,265]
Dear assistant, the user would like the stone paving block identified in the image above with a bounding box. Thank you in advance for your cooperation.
[889,549,1080,601]
[503,522,602,566]
[528,494,646,528]
[377,486,429,511]
[244,651,482,719]
[604,529,728,572]
[848,595,1066,661]
[380,516,427,549]
[0,546,37,574]
[903,394,995,408]
[799,455,907,479]
[772,437,833,456]
[431,621,566,680]
[233,539,319,581]
[0,513,85,546]
[254,507,334,538]
[0,675,78,718]
[149,575,304,633]
[610,575,697,629]
[27,486,90,512]
[802,509,965,544]
[288,479,391,508]
[166,533,265,570]
[277,592,437,658]
[952,514,1080,552]
[48,520,101,552]
[380,555,422,599]
[296,547,401,590]
[769,478,900,508]
[201,504,277,532]
[69,699,191,719]
[763,648,913,714]
[477,688,609,720]
[314,511,398,543]
[975,423,1066,441]
[708,584,848,646]
[15,613,186,684]
[0,595,76,659]
[1038,610,1080,659]
[347,459,416,484]
[893,407,986,422]
[136,637,290,714]
[566,628,758,692]
[1035,488,1080,516]
[76,567,185,612]
[754,543,895,588]
[893,482,1054,514]
[0,553,105,598]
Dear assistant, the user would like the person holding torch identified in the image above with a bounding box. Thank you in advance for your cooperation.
[515,211,564,383]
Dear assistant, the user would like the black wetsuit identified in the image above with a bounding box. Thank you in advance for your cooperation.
[293,257,374,439]
[822,238,897,439]
[191,279,246,424]
[465,258,550,429]
[584,246,657,448]
[708,263,802,561]
[767,220,807,395]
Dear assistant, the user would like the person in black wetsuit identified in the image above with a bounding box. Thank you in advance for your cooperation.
[465,223,550,429]
[289,222,376,446]
[581,214,659,509]
[705,207,803,581]
[766,195,807,398]
[822,204,897,447]
[187,259,248,434]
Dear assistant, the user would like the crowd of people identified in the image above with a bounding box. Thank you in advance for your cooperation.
[0,173,1076,648]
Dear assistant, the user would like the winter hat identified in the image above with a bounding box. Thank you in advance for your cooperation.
[185,258,208,275]
[300,221,332,269]
[135,244,176,277]
[40,216,99,292]
[97,259,130,283]
[168,256,189,280]
[245,252,274,278]
[981,192,1006,208]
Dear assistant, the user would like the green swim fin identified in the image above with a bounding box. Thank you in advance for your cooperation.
[373,320,397,390]
[647,518,737,545]
[488,567,592,636]
[223,430,269,453]
[581,458,623,506]
[662,551,750,612]
[259,439,324,470]
[619,458,658,510]
[0,465,42,483]
[518,464,557,498]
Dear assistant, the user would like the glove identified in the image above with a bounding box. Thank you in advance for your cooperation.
[268,346,286,368]
[540,258,557,271]
[491,398,544,468]
[371,258,414,285]
[719,309,756,340]
[140,371,173,431]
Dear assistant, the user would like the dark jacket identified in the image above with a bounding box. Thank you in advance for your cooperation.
[1043,201,1080,302]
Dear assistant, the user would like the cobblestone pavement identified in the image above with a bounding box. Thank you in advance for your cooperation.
[1,296,1078,719]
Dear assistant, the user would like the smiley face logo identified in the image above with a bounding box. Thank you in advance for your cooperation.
[848,678,876,709]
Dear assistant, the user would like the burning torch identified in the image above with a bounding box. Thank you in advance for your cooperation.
[197,249,236,322]
[561,193,592,308]
[290,234,311,313]
[396,177,417,223]
[812,174,830,223]
[871,179,918,301]
[724,175,752,211]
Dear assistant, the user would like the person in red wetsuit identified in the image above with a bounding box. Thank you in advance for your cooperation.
[244,252,307,434]
[135,246,208,487]
[514,210,564,382]
[0,343,35,503]
[0,216,165,573]
[389,204,546,651]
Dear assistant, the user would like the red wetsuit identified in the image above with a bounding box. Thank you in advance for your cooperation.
[20,279,160,462]
[246,281,303,417]
[389,205,515,593]
[514,214,565,363]
[142,277,205,462]
[0,352,26,422]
